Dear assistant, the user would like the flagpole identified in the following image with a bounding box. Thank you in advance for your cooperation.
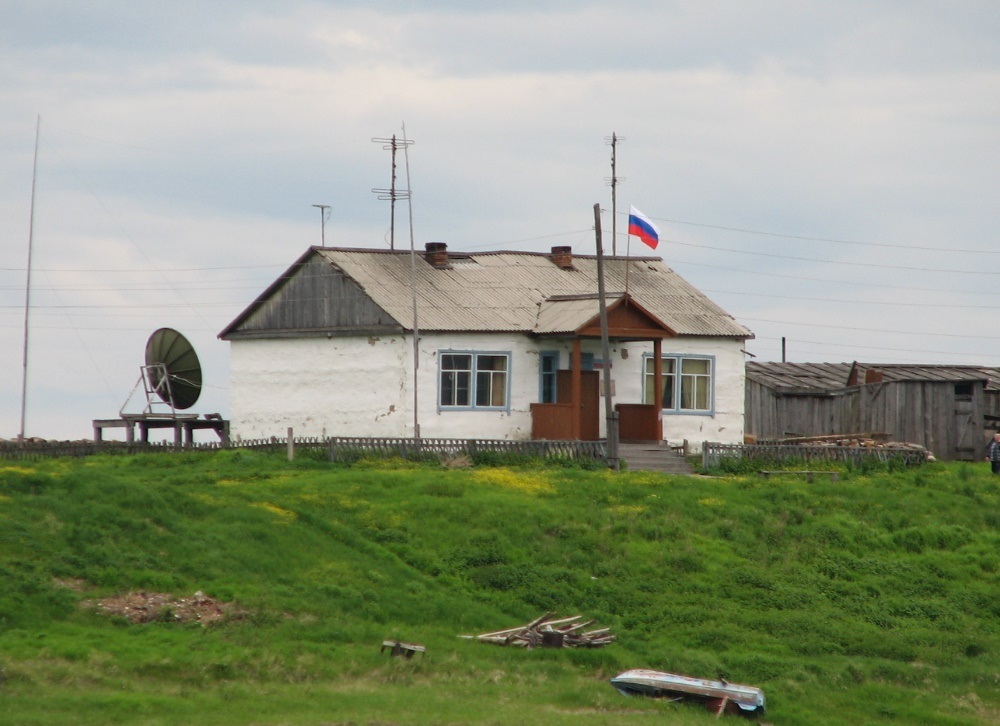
[624,211,632,296]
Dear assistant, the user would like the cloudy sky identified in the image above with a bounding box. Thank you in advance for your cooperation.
[2,1,999,441]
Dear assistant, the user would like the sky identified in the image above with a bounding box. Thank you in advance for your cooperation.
[2,1,999,441]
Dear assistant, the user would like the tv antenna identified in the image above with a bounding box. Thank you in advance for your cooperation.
[312,204,330,246]
[371,134,413,250]
[604,132,626,256]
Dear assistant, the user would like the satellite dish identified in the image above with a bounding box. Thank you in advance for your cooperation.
[144,328,202,410]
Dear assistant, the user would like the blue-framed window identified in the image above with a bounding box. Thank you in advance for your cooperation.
[439,351,511,410]
[539,351,559,403]
[643,354,714,413]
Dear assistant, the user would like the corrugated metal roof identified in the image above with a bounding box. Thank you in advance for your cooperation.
[747,361,1000,391]
[535,295,608,334]
[315,248,752,338]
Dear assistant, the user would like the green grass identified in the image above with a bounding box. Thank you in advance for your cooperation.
[1,451,999,724]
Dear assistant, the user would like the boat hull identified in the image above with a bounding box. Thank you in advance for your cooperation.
[610,669,765,716]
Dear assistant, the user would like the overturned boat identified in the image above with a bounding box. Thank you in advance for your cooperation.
[610,668,765,717]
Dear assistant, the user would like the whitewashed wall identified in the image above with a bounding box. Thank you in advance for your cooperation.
[608,338,747,449]
[228,333,543,440]
[229,335,412,440]
[228,333,746,447]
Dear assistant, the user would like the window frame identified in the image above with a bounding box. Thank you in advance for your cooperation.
[642,353,716,415]
[539,350,559,403]
[438,349,512,413]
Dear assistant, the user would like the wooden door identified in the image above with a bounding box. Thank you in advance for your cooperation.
[556,370,600,441]
[954,394,977,460]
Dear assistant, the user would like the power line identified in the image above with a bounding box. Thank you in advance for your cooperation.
[702,288,1000,310]
[741,316,993,340]
[666,237,1000,275]
[671,259,1000,298]
[0,263,285,273]
[0,301,246,310]
[649,214,1000,255]
[750,337,998,359]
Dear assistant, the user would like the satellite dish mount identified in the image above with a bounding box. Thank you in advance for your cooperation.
[94,327,228,446]
[121,328,203,417]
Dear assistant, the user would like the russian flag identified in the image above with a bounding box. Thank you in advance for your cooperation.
[628,206,660,250]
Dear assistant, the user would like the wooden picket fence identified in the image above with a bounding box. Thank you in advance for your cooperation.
[0,436,606,464]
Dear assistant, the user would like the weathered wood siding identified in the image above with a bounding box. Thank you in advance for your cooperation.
[232,256,400,336]
[746,380,986,461]
[745,380,840,438]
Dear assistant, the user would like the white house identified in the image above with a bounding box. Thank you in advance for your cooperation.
[219,244,753,447]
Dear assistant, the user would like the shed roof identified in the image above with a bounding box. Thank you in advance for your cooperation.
[220,246,752,339]
[747,361,1000,392]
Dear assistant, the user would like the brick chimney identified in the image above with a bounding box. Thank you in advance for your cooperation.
[424,242,449,268]
[550,245,574,269]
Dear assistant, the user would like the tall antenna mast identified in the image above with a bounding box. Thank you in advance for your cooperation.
[311,204,330,245]
[605,132,626,256]
[372,134,413,250]
[19,115,40,445]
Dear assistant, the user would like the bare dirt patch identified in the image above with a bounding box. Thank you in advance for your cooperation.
[82,590,245,625]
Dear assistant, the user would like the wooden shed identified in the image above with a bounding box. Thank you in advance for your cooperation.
[745,362,1000,461]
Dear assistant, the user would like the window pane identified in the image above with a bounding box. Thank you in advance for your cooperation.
[454,372,470,406]
[681,377,695,409]
[478,355,506,372]
[441,371,470,406]
[695,378,709,409]
[476,372,488,406]
[440,354,472,406]
[644,357,677,409]
[476,355,507,407]
[540,353,558,403]
[644,358,655,405]
[662,358,676,409]
[442,354,471,371]
[679,357,711,410]
[681,358,709,375]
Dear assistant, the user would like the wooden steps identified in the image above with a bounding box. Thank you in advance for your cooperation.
[617,442,694,475]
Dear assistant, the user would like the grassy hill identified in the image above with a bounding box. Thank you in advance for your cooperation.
[1,450,999,724]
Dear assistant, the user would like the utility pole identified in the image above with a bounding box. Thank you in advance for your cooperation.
[312,204,330,246]
[594,202,619,471]
[372,134,413,250]
[605,132,625,256]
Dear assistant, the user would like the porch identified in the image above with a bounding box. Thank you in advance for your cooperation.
[529,293,673,444]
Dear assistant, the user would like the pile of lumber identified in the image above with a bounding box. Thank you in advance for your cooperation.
[460,612,615,649]
[756,432,893,446]
[753,433,934,459]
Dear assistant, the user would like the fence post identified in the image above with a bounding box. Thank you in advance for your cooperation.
[702,441,710,469]
[287,427,294,462]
